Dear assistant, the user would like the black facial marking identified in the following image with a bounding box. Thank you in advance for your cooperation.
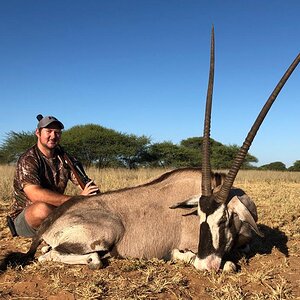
[198,221,215,258]
[198,196,231,259]
[199,195,221,215]
[216,216,227,255]
[214,210,236,256]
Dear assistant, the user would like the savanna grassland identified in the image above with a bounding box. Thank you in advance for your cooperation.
[0,165,300,299]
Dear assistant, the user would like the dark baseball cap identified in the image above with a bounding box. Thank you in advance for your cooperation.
[37,114,64,129]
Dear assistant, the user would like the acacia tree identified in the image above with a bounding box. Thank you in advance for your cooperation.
[62,124,120,167]
[288,160,300,171]
[61,124,150,168]
[146,142,200,167]
[211,144,258,169]
[181,136,223,149]
[0,131,36,163]
[116,134,150,169]
[259,161,287,171]
[180,137,258,169]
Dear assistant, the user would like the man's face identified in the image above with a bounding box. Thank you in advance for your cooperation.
[36,123,62,150]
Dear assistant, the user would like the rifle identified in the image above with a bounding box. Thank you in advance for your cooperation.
[57,145,100,194]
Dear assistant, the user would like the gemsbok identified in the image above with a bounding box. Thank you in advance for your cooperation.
[1,27,299,272]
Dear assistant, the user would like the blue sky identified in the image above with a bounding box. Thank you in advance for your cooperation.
[0,1,299,167]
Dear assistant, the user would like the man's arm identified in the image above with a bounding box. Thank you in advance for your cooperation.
[23,184,71,206]
[23,182,99,207]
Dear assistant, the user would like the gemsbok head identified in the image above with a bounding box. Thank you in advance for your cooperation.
[193,27,300,271]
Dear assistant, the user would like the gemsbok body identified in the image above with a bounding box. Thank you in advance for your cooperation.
[1,27,299,272]
[1,168,259,271]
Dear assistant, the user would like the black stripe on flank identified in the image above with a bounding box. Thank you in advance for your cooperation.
[55,242,86,255]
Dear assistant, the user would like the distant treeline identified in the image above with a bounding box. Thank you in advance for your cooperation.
[0,124,299,171]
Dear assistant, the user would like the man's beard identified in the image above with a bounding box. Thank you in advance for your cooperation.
[42,139,58,150]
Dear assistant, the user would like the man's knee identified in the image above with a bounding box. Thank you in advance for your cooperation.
[25,202,55,226]
[14,209,37,237]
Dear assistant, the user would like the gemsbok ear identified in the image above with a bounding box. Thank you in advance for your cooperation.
[169,195,199,209]
[228,196,264,237]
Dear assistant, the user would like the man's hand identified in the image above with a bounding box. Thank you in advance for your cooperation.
[80,180,100,196]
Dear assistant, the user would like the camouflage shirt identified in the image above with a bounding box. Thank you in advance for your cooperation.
[11,144,78,219]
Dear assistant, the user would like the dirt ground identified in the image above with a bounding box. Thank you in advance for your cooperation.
[1,177,300,299]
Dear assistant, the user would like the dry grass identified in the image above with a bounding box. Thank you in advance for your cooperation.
[1,165,300,299]
[0,164,15,203]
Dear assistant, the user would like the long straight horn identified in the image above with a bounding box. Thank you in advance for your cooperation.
[216,53,300,203]
[201,26,215,197]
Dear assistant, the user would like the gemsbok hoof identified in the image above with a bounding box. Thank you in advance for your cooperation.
[222,261,237,273]
[41,245,51,254]
[87,253,103,270]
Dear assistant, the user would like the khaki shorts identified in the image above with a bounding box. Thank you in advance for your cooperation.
[14,209,37,237]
